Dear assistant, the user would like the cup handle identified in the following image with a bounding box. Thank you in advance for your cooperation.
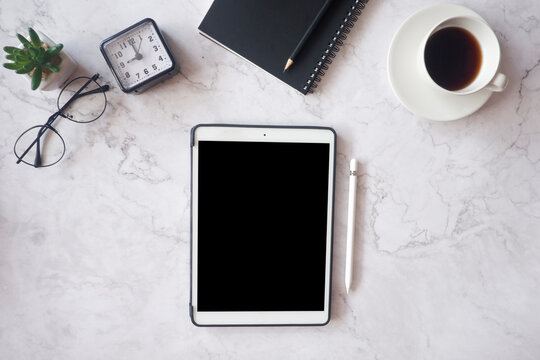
[485,73,508,92]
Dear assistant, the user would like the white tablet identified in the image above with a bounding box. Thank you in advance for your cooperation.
[190,125,336,326]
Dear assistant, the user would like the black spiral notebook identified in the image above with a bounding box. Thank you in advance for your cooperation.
[199,0,368,95]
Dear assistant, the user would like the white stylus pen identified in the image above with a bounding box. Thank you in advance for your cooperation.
[345,159,358,294]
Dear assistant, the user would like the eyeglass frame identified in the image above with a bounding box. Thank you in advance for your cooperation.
[14,73,110,167]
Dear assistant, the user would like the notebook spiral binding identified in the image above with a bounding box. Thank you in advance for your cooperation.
[304,0,368,93]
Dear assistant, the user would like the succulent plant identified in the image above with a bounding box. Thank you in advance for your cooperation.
[3,28,64,90]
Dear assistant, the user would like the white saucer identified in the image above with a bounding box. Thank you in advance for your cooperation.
[387,4,492,121]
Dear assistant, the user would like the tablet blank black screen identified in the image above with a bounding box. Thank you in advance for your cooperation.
[197,141,330,311]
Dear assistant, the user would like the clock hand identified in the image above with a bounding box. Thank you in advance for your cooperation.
[127,40,143,63]
[127,51,143,64]
[136,37,143,54]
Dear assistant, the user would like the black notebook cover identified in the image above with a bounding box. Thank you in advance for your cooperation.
[199,0,367,95]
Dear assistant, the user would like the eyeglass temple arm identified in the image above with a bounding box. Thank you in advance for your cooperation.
[76,84,110,99]
[33,134,42,167]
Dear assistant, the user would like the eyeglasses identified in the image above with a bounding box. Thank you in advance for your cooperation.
[14,73,110,167]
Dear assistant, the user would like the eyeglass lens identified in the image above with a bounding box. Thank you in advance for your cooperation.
[57,76,108,123]
[14,125,66,167]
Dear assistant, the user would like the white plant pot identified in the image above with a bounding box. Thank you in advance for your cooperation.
[22,31,78,91]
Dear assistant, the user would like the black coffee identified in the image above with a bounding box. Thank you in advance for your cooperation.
[424,27,482,91]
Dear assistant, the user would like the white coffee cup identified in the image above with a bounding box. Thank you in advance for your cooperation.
[418,16,508,95]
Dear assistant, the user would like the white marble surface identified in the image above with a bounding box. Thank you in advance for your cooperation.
[1,0,539,359]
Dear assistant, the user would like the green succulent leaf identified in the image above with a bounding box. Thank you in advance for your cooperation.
[3,46,19,54]
[28,47,38,58]
[31,67,42,90]
[43,61,59,72]
[14,52,30,59]
[12,62,34,73]
[16,66,34,74]
[45,44,63,58]
[5,54,15,61]
[14,54,31,64]
[17,33,33,49]
[8,48,25,57]
[28,28,41,47]
[3,62,21,70]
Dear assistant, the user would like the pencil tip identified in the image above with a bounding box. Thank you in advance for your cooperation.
[283,59,293,72]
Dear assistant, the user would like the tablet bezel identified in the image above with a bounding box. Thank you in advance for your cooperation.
[190,124,336,326]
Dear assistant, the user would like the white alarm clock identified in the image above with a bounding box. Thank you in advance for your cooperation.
[100,18,178,93]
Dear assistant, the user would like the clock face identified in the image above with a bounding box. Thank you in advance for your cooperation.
[101,19,174,92]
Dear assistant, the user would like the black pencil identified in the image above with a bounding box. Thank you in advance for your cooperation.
[283,0,333,72]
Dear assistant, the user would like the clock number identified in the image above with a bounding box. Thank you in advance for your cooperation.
[114,51,123,59]
[136,73,140,79]
[152,64,157,71]
[125,72,130,78]
[158,55,163,61]
[120,41,127,50]
[153,45,158,52]
[120,62,125,68]
[148,35,154,42]
[144,68,149,75]
[128,38,135,46]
